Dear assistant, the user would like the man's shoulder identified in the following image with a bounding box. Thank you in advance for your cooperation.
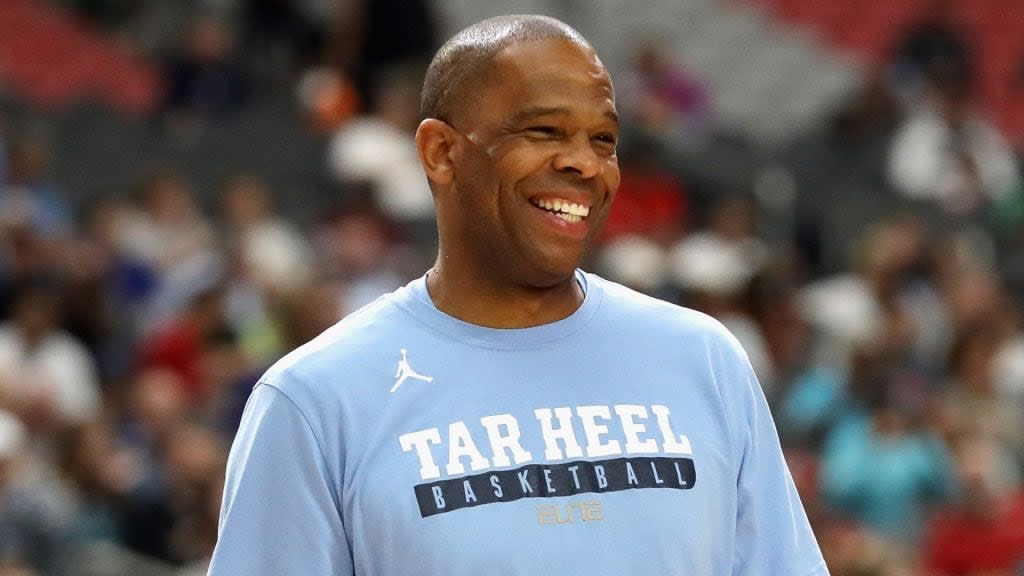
[260,291,409,394]
[589,273,736,343]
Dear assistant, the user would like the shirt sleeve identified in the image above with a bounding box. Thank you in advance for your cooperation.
[724,336,829,576]
[209,382,354,576]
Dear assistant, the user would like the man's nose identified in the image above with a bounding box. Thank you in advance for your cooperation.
[552,133,601,179]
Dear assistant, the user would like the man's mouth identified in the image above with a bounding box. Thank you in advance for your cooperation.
[529,198,590,224]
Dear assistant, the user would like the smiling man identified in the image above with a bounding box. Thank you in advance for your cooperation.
[209,15,828,576]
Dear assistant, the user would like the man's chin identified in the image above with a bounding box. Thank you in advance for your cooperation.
[520,260,584,291]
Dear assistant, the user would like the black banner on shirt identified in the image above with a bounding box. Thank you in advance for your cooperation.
[414,457,696,517]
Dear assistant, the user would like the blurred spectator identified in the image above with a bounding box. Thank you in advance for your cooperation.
[120,369,188,467]
[55,421,127,548]
[114,369,187,564]
[935,288,1024,464]
[219,247,278,368]
[888,65,1021,216]
[296,66,360,133]
[800,216,949,373]
[0,136,73,320]
[58,236,115,365]
[0,279,100,430]
[923,434,1024,575]
[116,170,218,328]
[58,200,148,387]
[338,0,437,108]
[274,279,342,354]
[163,423,225,569]
[820,371,956,547]
[669,197,774,388]
[0,411,72,576]
[84,198,157,309]
[788,211,950,453]
[829,70,903,149]
[670,196,767,295]
[595,139,688,299]
[140,285,228,406]
[0,137,72,239]
[218,172,313,364]
[887,0,973,104]
[938,264,1010,337]
[204,325,262,436]
[993,335,1024,457]
[220,171,314,297]
[600,138,689,247]
[163,13,248,122]
[240,0,325,81]
[781,365,847,451]
[818,518,916,576]
[317,207,405,315]
[120,171,211,274]
[327,64,434,228]
[754,261,811,385]
[597,235,669,296]
[619,41,709,142]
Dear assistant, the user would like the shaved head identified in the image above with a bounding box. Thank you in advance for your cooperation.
[421,15,596,125]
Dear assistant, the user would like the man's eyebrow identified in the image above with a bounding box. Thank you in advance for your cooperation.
[509,106,570,124]
[508,106,620,126]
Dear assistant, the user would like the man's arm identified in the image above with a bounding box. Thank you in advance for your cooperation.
[722,335,829,576]
[209,383,354,576]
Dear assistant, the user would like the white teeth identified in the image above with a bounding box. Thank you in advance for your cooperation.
[556,213,582,224]
[532,198,590,219]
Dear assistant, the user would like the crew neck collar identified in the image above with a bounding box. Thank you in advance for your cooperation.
[394,270,603,350]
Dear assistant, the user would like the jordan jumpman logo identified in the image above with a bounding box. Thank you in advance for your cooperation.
[391,349,433,392]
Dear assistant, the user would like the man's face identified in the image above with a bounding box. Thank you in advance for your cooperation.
[446,38,621,288]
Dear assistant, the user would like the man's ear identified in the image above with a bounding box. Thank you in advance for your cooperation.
[416,119,456,187]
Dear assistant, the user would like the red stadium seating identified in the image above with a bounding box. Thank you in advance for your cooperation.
[748,0,1024,144]
[0,0,160,114]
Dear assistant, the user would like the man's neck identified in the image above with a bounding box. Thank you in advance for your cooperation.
[425,263,584,329]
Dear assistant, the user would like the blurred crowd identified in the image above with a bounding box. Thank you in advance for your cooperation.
[0,1,1022,575]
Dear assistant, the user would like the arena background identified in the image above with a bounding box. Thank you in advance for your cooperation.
[0,0,1022,574]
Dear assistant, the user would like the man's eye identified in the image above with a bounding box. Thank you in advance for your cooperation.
[593,134,618,152]
[526,126,559,136]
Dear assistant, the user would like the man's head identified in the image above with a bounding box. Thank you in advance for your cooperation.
[416,15,620,289]
[420,15,592,125]
[11,276,61,344]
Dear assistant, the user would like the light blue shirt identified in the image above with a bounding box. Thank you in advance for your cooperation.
[210,271,828,575]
